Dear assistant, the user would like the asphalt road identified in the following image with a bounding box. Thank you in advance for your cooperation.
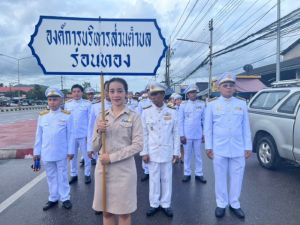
[0,154,300,225]
[0,110,40,125]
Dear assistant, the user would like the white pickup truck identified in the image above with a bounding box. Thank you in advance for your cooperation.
[248,80,300,169]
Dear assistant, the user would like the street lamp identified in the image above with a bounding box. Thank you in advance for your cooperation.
[0,53,32,101]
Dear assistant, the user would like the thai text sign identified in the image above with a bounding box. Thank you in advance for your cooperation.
[28,16,167,76]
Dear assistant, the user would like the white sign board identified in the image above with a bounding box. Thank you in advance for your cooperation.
[28,16,167,76]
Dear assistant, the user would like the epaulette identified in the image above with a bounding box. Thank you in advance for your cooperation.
[236,96,246,101]
[143,105,152,110]
[181,101,187,104]
[61,110,71,115]
[65,99,72,103]
[208,97,217,102]
[167,105,176,110]
[92,100,100,104]
[39,110,49,116]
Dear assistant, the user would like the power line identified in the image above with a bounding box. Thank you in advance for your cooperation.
[170,0,191,40]
[171,0,200,43]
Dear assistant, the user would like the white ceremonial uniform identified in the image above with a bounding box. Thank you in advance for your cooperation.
[141,104,180,208]
[204,96,252,209]
[179,99,205,176]
[136,98,152,115]
[127,98,138,111]
[34,109,75,202]
[64,98,91,176]
[137,97,152,175]
[87,99,111,159]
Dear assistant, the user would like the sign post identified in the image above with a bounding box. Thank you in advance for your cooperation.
[29,15,167,212]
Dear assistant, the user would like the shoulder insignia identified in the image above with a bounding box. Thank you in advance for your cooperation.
[181,101,186,104]
[65,99,72,103]
[39,110,49,116]
[235,96,246,101]
[208,97,217,102]
[143,105,152,110]
[62,110,71,115]
[92,100,100,104]
[167,105,176,110]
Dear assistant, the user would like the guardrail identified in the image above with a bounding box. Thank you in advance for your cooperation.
[0,106,47,112]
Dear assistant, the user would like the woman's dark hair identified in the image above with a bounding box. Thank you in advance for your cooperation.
[71,84,84,92]
[108,78,128,93]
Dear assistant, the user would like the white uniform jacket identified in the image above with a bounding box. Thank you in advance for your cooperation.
[34,109,75,161]
[204,96,252,158]
[140,104,180,163]
[64,99,91,138]
[136,98,152,115]
[179,99,205,139]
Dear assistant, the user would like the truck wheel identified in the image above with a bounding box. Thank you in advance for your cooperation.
[256,135,280,169]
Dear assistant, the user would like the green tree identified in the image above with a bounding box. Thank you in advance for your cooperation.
[27,85,47,100]
[82,82,91,89]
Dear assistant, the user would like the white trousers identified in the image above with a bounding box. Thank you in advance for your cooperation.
[148,161,172,208]
[44,159,70,202]
[71,137,91,176]
[142,161,149,174]
[213,155,245,209]
[183,139,203,176]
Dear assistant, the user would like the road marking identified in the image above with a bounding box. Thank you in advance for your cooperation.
[0,171,46,214]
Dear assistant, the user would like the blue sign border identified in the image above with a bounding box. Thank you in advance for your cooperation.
[28,15,167,76]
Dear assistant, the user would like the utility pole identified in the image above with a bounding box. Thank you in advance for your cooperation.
[276,0,281,82]
[208,19,213,99]
[60,75,64,90]
[165,44,171,88]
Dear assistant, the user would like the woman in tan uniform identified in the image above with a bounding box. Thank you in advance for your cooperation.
[92,77,143,225]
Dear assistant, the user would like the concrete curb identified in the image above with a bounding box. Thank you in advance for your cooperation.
[0,106,47,112]
[0,148,33,160]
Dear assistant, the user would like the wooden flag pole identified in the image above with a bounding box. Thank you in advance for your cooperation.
[100,74,107,212]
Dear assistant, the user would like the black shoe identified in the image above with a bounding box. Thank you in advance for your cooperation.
[42,201,58,211]
[182,175,191,182]
[195,176,207,184]
[94,210,102,215]
[229,205,245,219]
[215,207,226,218]
[91,159,97,165]
[80,159,85,166]
[146,207,160,216]
[69,176,78,184]
[162,207,173,217]
[62,200,72,209]
[141,173,149,182]
[85,175,91,184]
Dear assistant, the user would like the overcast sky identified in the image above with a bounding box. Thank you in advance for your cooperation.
[0,0,299,91]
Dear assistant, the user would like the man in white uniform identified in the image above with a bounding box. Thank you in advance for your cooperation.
[127,91,138,111]
[204,73,252,219]
[137,89,152,182]
[141,82,180,218]
[65,84,92,184]
[179,84,206,183]
[33,87,74,210]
